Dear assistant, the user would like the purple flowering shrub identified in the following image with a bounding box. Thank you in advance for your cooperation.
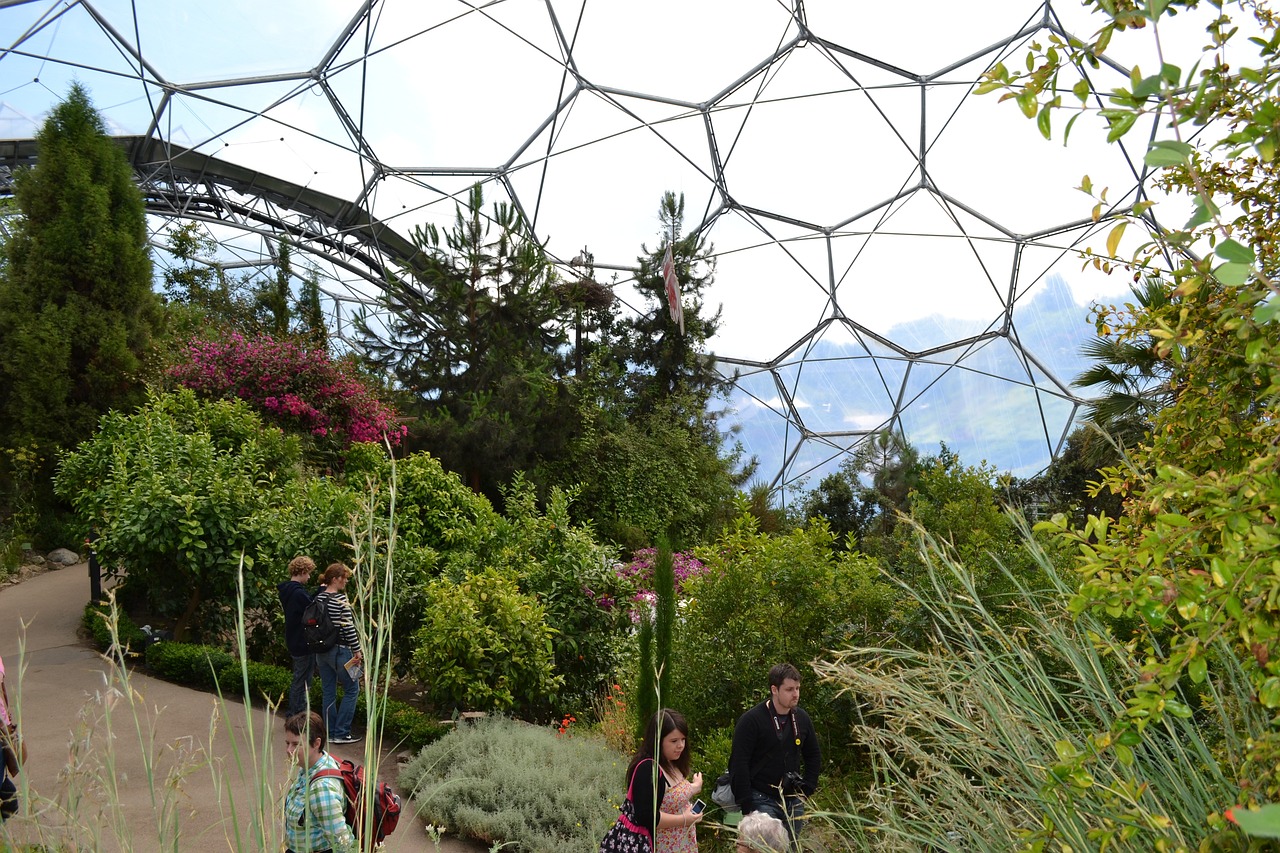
[170,333,407,447]
[614,548,708,620]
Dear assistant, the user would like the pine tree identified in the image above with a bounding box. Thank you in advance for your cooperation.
[617,192,725,424]
[0,83,160,536]
[356,183,576,501]
[544,192,743,546]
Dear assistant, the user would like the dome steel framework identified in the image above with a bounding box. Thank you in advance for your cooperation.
[0,0,1177,497]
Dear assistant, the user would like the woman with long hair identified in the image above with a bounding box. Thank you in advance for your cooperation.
[600,709,704,853]
[653,708,702,852]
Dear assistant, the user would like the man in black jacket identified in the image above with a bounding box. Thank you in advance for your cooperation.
[728,663,821,847]
[277,556,316,718]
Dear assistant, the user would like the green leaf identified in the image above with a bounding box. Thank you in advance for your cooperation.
[1143,140,1194,167]
[1106,110,1138,142]
[1037,104,1052,139]
[1215,238,1256,264]
[1228,804,1280,838]
[1072,78,1091,102]
[1133,73,1163,100]
[1186,195,1219,229]
[1016,90,1037,119]
[1156,512,1191,527]
[1214,262,1251,286]
[1063,112,1081,145]
[1258,677,1280,708]
[1254,298,1280,324]
[1188,656,1207,684]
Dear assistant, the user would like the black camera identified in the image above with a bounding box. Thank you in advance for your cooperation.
[782,771,806,795]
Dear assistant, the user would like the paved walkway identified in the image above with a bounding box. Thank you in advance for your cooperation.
[0,562,483,852]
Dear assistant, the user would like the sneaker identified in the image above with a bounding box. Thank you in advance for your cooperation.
[330,734,362,744]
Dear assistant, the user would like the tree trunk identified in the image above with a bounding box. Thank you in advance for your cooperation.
[173,584,202,643]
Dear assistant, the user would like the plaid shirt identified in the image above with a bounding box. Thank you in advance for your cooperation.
[284,752,354,853]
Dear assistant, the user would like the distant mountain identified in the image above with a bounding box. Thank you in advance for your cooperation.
[719,274,1098,491]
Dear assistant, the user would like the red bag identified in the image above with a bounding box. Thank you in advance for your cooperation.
[311,758,402,844]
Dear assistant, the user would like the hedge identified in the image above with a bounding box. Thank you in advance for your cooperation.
[82,601,149,654]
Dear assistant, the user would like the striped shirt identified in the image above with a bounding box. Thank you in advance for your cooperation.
[284,752,354,853]
[317,591,359,651]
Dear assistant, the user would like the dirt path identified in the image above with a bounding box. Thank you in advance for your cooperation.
[0,562,486,852]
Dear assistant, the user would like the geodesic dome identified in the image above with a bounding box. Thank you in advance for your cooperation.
[0,0,1188,499]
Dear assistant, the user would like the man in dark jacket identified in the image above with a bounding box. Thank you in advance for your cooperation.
[278,556,316,718]
[729,662,821,848]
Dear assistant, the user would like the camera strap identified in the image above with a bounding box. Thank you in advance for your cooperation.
[768,700,802,775]
[767,699,801,747]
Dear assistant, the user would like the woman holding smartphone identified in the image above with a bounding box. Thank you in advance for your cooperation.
[654,708,703,852]
[599,709,703,853]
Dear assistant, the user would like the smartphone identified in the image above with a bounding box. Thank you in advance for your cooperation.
[692,799,706,814]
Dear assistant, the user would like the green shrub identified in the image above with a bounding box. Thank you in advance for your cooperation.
[690,725,733,782]
[411,567,561,713]
[215,659,291,706]
[56,389,301,643]
[496,478,627,712]
[252,476,362,571]
[673,505,893,768]
[145,641,235,689]
[399,716,621,852]
[82,602,148,654]
[391,451,501,559]
[381,701,452,753]
[346,449,495,673]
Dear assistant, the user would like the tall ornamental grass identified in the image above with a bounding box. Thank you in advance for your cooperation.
[814,517,1265,852]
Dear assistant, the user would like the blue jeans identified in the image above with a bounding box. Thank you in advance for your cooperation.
[287,653,314,718]
[316,645,358,738]
[748,789,806,848]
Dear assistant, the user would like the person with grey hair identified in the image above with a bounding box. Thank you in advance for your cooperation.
[736,811,789,852]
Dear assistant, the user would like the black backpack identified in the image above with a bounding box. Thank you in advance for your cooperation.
[302,592,339,653]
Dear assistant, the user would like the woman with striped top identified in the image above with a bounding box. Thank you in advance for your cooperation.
[315,563,362,744]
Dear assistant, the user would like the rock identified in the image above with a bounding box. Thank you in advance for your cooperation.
[21,550,45,566]
[46,548,80,566]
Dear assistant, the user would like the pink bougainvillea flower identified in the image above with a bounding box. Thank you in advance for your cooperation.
[170,333,405,447]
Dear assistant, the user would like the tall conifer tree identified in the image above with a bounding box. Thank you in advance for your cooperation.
[0,83,160,533]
